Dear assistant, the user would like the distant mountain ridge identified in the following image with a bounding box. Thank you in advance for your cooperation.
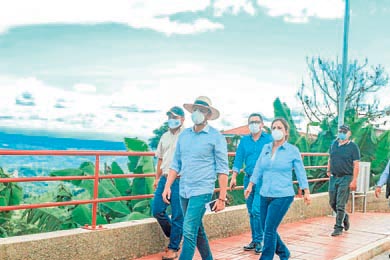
[0,131,127,151]
[0,131,131,195]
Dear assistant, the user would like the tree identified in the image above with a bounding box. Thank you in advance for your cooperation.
[297,57,389,124]
[148,123,168,150]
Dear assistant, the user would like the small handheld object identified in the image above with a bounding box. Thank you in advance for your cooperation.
[205,199,217,212]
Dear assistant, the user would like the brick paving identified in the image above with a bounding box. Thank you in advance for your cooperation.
[135,212,389,260]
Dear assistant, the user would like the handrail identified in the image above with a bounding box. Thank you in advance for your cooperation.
[0,149,329,230]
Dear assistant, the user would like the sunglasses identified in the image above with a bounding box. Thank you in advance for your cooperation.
[193,107,210,114]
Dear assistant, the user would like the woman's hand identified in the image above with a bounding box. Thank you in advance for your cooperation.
[303,191,311,205]
[375,186,381,198]
[244,186,252,199]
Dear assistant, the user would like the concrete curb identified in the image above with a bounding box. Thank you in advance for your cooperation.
[335,237,390,260]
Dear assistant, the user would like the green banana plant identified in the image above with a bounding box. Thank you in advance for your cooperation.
[0,168,23,237]
[124,137,154,210]
[50,162,130,220]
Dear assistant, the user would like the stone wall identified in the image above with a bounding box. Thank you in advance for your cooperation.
[0,191,388,260]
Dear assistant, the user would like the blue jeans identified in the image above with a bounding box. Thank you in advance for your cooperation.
[260,195,294,260]
[179,194,213,260]
[244,175,263,244]
[152,176,183,251]
[329,175,352,230]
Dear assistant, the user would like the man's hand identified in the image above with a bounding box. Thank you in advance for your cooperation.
[349,180,357,191]
[326,171,331,177]
[229,177,237,191]
[153,178,159,190]
[162,188,171,204]
[375,186,381,198]
[213,199,226,212]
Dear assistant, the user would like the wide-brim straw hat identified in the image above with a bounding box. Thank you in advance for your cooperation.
[183,96,220,120]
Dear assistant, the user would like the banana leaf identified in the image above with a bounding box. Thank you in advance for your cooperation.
[112,211,150,222]
[111,162,131,196]
[124,137,154,209]
[71,204,107,226]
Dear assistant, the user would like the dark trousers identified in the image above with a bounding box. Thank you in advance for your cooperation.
[329,175,352,230]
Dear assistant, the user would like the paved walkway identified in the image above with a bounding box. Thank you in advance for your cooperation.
[135,212,389,260]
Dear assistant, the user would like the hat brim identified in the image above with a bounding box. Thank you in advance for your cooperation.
[166,111,182,117]
[183,103,220,120]
[339,126,351,132]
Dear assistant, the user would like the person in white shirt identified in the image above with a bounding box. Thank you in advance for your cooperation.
[152,106,185,260]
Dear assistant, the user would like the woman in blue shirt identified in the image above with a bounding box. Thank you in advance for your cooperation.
[245,118,311,260]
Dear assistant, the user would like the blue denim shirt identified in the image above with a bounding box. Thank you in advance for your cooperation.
[232,132,273,175]
[250,142,309,197]
[377,160,390,187]
[170,125,229,198]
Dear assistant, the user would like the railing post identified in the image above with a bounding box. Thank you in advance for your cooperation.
[92,155,99,229]
[82,154,104,230]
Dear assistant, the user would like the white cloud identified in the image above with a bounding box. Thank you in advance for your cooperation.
[0,0,223,35]
[0,0,347,36]
[257,0,345,23]
[214,0,256,17]
[0,68,305,140]
[153,63,205,76]
[73,83,97,93]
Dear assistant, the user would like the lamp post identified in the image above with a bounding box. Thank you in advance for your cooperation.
[338,0,350,127]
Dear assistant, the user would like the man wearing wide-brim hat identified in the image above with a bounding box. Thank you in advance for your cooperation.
[162,96,229,260]
[327,124,360,237]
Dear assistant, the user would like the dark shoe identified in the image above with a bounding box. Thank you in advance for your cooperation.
[331,229,343,236]
[243,242,256,251]
[343,214,350,231]
[162,249,178,260]
[255,243,262,254]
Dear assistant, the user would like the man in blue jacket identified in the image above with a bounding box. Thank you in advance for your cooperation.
[229,113,272,254]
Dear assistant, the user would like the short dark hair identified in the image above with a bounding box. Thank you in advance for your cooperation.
[248,113,263,123]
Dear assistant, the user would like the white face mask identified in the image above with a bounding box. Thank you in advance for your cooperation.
[272,129,284,141]
[191,110,205,125]
[167,119,181,129]
[248,123,260,134]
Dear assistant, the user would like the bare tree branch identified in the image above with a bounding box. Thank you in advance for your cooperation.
[297,57,389,123]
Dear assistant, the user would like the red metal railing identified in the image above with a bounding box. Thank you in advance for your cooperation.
[0,150,329,230]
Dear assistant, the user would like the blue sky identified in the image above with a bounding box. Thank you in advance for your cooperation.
[0,0,389,141]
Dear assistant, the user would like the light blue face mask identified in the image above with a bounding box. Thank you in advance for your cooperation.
[248,123,260,134]
[338,132,347,140]
[191,110,205,125]
[167,119,181,129]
